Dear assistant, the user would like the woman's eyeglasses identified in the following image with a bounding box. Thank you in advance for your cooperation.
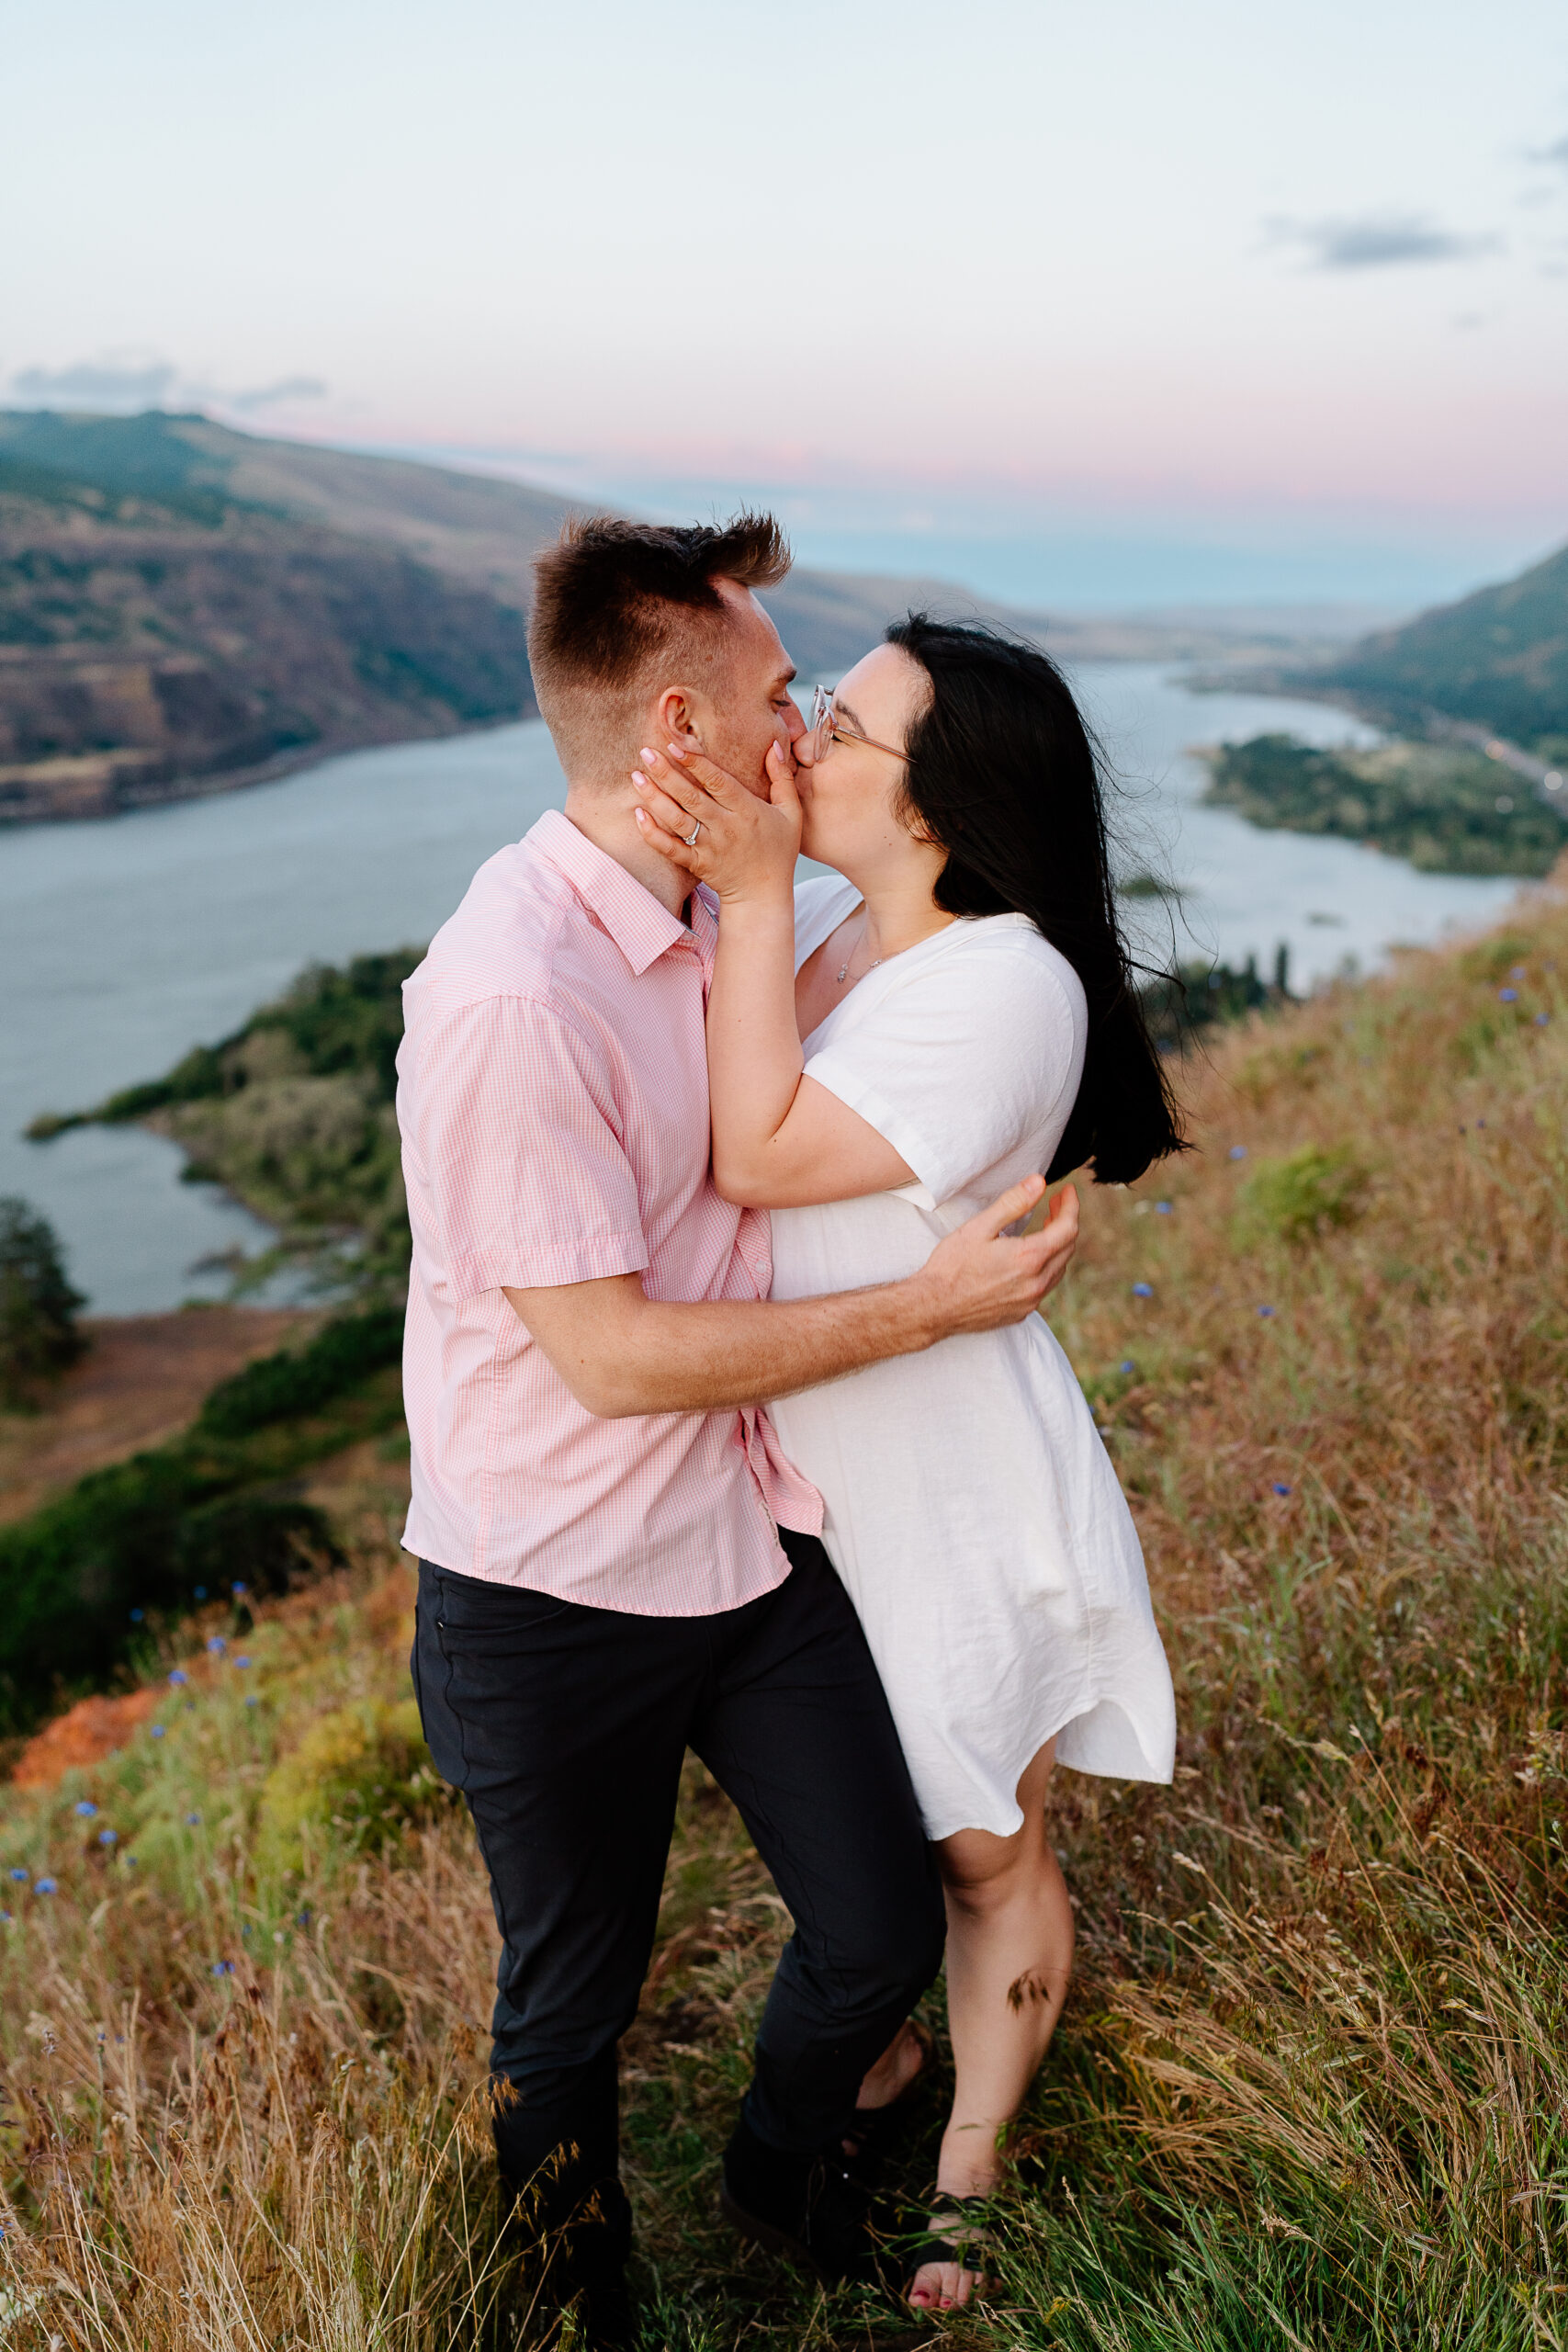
[808,684,906,764]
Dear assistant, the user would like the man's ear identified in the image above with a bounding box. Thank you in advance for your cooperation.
[653,684,704,750]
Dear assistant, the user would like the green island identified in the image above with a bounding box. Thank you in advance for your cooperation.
[1199,731,1568,876]
[29,949,421,1291]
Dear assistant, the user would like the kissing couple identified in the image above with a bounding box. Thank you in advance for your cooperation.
[397,514,1180,2345]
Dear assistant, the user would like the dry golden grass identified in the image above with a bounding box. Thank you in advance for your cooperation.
[2,873,1566,2348]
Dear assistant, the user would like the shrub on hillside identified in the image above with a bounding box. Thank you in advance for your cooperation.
[172,1493,344,1596]
[1235,1141,1371,1243]
[197,1306,403,1437]
[256,1698,446,1874]
[0,1313,400,1731]
[0,1195,86,1408]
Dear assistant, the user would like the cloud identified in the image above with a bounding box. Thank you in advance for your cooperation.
[228,376,328,413]
[1528,135,1568,170]
[8,357,178,407]
[1266,212,1502,271]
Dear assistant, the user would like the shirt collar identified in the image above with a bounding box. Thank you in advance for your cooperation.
[528,808,703,978]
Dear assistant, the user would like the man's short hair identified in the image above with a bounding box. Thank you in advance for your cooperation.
[528,514,791,778]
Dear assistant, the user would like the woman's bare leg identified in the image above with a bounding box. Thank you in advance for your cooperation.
[908,1737,1074,2313]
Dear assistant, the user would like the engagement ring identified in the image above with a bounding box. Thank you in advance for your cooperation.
[683,821,703,846]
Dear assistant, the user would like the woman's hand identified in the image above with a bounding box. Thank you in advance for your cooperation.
[632,738,802,905]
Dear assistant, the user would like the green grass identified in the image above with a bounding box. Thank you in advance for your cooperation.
[2,878,1566,2346]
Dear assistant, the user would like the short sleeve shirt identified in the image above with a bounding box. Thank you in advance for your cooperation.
[397,809,821,1612]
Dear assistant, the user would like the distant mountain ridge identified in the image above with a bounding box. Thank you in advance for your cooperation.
[1320,538,1568,757]
[0,408,1384,825]
[0,409,993,820]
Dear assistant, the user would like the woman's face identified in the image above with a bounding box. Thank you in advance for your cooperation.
[795,643,932,877]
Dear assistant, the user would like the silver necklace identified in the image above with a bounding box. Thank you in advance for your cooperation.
[836,919,882,985]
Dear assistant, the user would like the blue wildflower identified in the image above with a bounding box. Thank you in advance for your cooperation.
[125,1854,138,1867]
[1132,1282,1154,1299]
[1120,1359,1135,1374]
[8,1869,28,1883]
[1537,1012,1551,1026]
[35,1878,58,1896]
[186,1812,202,1826]
[1258,1305,1277,1318]
[98,1828,118,1846]
[244,1694,260,1709]
[73,1800,98,1818]
[193,1585,208,1600]
[211,1960,234,1977]
[1156,1201,1172,1215]
[1271,1482,1292,1497]
[231,1581,248,1597]
[168,1669,187,1688]
[150,1724,165,1740]
[1510,964,1527,978]
[129,1608,144,1623]
[1229,1145,1247,1160]
[1499,988,1518,1002]
[207,1635,227,1656]
[234,1656,253,1670]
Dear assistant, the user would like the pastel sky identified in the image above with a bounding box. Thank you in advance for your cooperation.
[5,0,1566,602]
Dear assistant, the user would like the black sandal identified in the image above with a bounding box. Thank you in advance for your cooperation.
[840,2019,934,2171]
[904,2194,999,2308]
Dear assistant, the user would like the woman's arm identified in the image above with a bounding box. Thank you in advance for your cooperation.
[633,742,917,1206]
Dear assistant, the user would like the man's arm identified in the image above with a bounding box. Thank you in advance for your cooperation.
[504,1173,1077,1418]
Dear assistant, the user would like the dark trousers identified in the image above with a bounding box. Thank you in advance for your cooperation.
[412,1531,944,2212]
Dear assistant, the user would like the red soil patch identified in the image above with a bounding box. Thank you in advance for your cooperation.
[0,1305,314,1527]
[12,1687,161,1788]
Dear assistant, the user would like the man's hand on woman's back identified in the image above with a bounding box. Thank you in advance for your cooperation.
[911,1175,1079,1342]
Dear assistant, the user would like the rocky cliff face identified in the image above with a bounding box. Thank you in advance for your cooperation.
[0,426,541,820]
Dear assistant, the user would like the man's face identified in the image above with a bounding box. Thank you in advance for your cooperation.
[671,580,806,799]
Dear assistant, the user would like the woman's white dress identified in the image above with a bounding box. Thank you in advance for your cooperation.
[766,876,1176,1839]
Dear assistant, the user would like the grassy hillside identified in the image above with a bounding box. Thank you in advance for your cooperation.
[1323,537,1568,755]
[2,872,1564,2346]
[1200,731,1568,875]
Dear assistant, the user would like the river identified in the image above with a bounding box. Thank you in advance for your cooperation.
[1,667,1520,1314]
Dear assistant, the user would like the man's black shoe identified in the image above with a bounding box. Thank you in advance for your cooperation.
[499,2175,635,2351]
[720,2111,879,2284]
[562,2238,635,2352]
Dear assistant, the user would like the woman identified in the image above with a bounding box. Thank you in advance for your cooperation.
[632,616,1181,2312]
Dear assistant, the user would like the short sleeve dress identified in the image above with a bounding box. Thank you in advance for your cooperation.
[765,875,1176,1839]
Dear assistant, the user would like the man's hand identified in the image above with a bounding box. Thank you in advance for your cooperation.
[506,1174,1079,1419]
[908,1175,1079,1343]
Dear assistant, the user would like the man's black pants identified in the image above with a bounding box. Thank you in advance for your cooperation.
[412,1530,944,2212]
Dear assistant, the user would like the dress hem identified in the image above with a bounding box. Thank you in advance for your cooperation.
[914,1690,1176,1843]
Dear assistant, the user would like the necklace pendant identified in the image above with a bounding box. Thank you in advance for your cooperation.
[836,963,849,983]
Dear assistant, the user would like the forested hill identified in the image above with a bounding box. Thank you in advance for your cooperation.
[0,413,550,820]
[0,410,980,822]
[1323,536,1568,756]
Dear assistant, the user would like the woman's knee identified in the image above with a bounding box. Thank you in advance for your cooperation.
[938,1822,1046,1920]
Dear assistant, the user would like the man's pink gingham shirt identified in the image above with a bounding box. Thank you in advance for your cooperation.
[396,807,822,1614]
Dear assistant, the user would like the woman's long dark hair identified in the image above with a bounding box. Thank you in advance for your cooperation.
[886,614,1184,1185]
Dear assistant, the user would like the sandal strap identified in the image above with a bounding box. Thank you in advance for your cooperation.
[905,2193,999,2282]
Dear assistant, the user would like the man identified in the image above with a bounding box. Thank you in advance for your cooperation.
[397,513,1077,2342]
